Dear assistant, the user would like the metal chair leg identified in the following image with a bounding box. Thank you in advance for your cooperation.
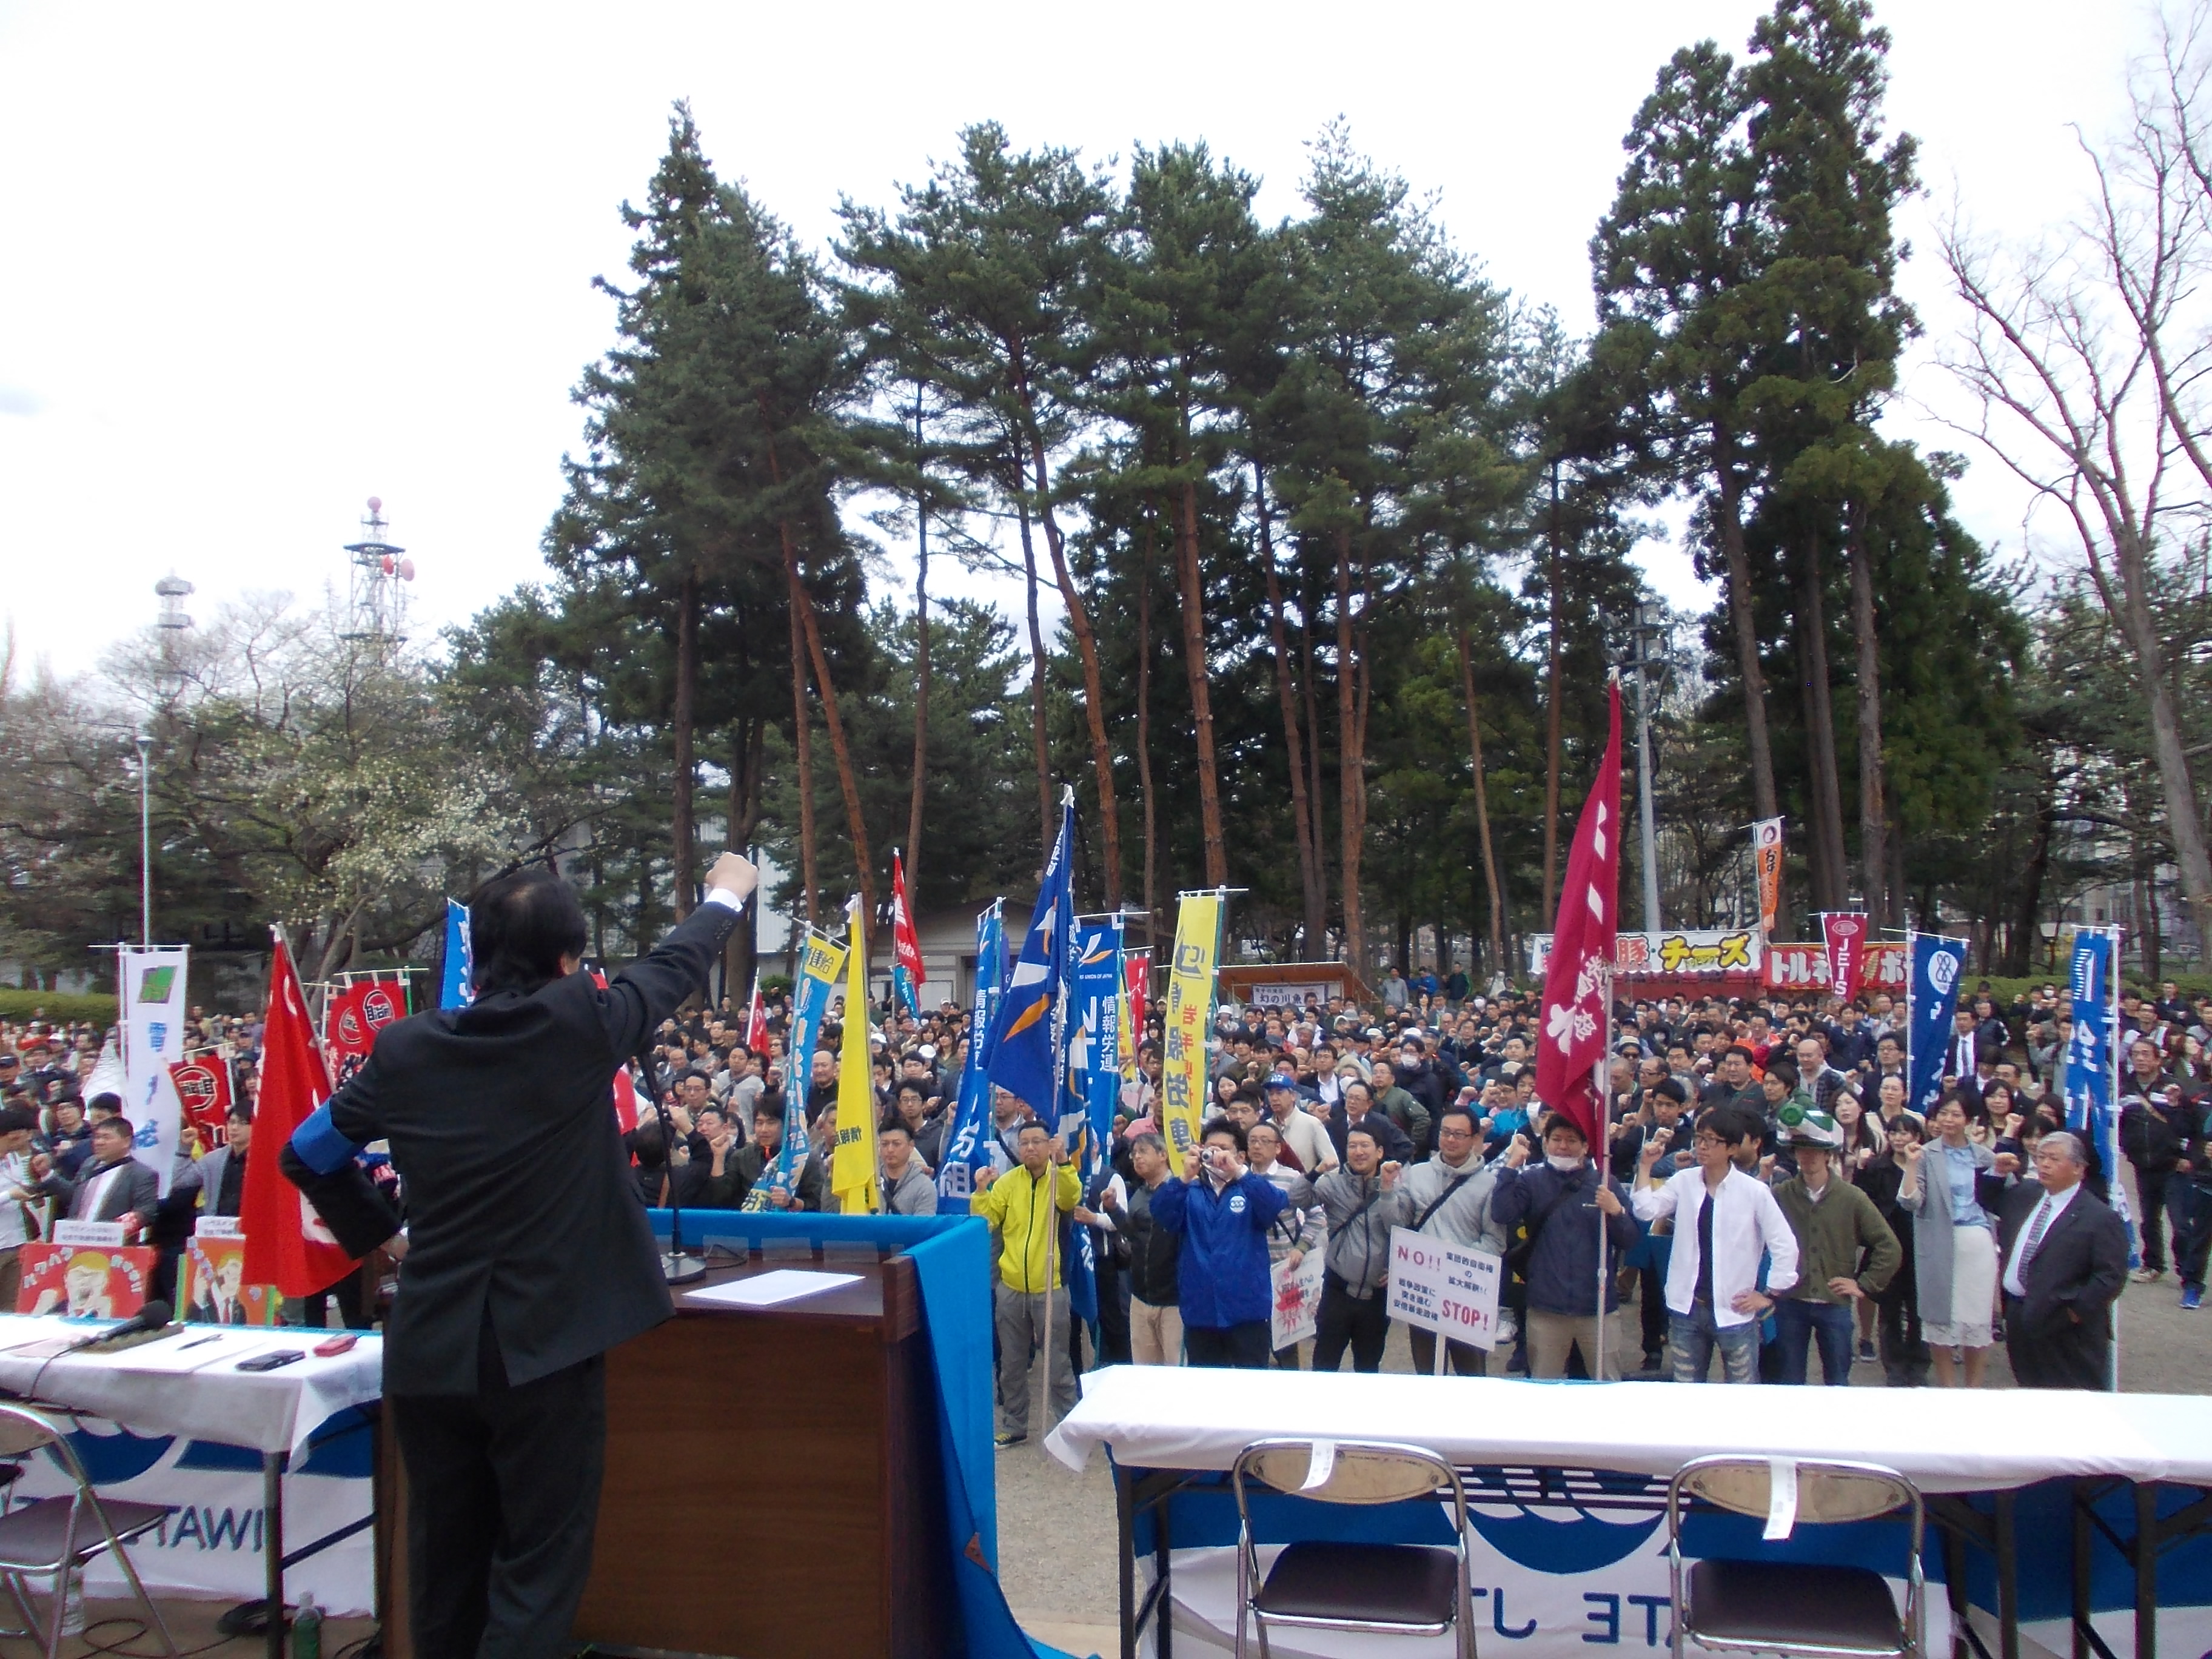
[112,1535,180,1658]
[41,1566,67,1659]
[1234,1539,1247,1659]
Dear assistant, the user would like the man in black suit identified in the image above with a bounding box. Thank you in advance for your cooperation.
[1986,1130,2129,1390]
[33,1116,158,1236]
[283,852,756,1659]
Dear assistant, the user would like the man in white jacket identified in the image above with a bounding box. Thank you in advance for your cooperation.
[1631,1104,1800,1384]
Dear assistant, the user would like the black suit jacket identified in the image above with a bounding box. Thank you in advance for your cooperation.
[1985,1176,2128,1342]
[283,901,739,1395]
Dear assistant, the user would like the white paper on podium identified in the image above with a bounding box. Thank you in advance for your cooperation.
[112,1332,301,1375]
[682,1270,860,1309]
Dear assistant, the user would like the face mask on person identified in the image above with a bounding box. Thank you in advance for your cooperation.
[1546,1153,1582,1173]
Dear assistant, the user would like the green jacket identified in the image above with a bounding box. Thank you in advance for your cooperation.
[1772,1176,1902,1305]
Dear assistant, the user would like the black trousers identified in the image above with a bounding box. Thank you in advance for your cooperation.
[1638,1264,1669,1357]
[392,1324,608,1659]
[1312,1275,1389,1373]
[1877,1284,1929,1387]
[2137,1167,2172,1271]
[2003,1296,2111,1390]
[1184,1321,1270,1368]
[1407,1327,1484,1376]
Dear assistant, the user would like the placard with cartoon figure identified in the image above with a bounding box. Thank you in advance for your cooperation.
[181,1231,278,1327]
[17,1242,153,1318]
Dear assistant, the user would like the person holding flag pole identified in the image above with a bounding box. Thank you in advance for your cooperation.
[1530,679,1629,1381]
[974,790,1079,1446]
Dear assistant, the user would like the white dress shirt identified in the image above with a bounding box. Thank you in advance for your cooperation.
[1632,1164,1801,1327]
[2002,1180,2080,1298]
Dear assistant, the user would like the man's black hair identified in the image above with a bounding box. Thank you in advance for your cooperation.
[468,866,589,997]
[226,1105,253,1125]
[0,1107,36,1136]
[1202,1118,1248,1153]
[88,1092,121,1115]
[96,1114,135,1142]
[1699,1104,1763,1147]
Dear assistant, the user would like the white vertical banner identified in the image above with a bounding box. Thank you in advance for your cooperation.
[121,946,190,1196]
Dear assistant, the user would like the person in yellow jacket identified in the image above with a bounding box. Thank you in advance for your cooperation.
[972,1119,1081,1446]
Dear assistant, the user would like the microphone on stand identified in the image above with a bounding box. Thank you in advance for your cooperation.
[631,1040,705,1284]
[65,1299,175,1352]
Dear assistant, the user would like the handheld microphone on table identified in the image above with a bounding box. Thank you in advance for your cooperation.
[65,1299,176,1353]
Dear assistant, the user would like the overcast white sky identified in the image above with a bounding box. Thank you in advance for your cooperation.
[0,1,2156,680]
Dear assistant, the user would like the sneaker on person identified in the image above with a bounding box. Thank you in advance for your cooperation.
[1640,1351,1663,1373]
[2184,1285,2203,1312]
[1857,1339,1876,1361]
[995,1431,1027,1447]
[2131,1266,2165,1284]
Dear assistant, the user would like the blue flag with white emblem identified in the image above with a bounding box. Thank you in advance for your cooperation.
[986,797,1073,1118]
[936,903,1008,1215]
[1904,931,1968,1118]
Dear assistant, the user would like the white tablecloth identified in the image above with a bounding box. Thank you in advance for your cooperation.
[0,1315,383,1457]
[1045,1365,2212,1493]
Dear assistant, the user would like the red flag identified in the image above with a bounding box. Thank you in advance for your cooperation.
[1822,913,1870,1004]
[1534,682,1624,1148]
[169,1054,233,1148]
[743,982,768,1052]
[242,940,358,1297]
[891,852,925,1009]
[327,978,404,1060]
[324,983,369,1059]
[1124,951,1151,1047]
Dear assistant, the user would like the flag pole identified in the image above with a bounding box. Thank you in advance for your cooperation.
[1594,963,1613,1382]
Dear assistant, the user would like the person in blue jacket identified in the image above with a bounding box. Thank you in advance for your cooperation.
[1151,1118,1288,1367]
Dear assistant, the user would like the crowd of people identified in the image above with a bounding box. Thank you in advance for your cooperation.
[2,964,2204,1429]
[605,967,2204,1443]
[0,1007,320,1318]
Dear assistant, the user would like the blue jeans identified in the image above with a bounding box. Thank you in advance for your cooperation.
[1773,1298,1857,1385]
[1667,1302,1760,1383]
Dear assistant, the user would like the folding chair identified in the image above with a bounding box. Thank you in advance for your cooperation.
[1230,1437,1476,1659]
[0,1403,178,1659]
[1667,1453,1925,1659]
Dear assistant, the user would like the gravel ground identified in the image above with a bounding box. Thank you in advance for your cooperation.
[996,1165,2210,1641]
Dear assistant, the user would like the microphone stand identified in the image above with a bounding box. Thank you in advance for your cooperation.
[634,1036,705,1284]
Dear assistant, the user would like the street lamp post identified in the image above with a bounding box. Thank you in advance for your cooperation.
[134,731,153,947]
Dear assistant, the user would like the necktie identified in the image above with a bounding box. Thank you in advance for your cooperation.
[2018,1198,2056,1279]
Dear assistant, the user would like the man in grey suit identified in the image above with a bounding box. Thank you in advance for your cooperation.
[33,1117,158,1237]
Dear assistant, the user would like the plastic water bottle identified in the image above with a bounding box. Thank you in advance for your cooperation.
[290,1591,321,1659]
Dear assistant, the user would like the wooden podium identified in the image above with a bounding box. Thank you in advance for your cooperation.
[378,1249,956,1658]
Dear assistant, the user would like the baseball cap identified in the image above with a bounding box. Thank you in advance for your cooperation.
[1265,1072,1299,1091]
[917,1044,937,1061]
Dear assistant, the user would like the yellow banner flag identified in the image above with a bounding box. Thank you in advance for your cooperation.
[831,897,881,1212]
[1159,893,1221,1159]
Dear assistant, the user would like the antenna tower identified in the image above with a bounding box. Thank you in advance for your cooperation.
[340,496,415,659]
